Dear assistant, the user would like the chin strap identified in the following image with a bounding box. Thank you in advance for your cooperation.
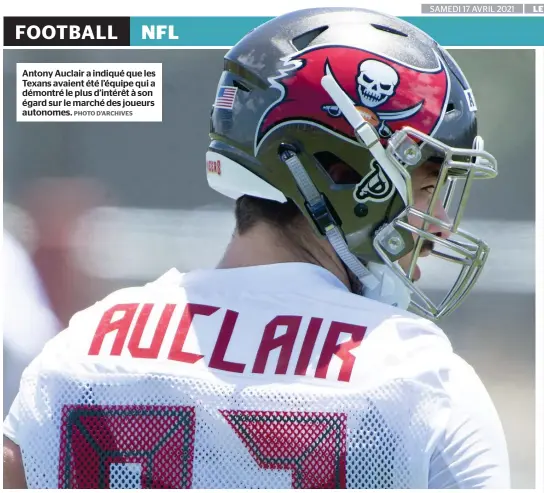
[278,145,379,291]
[278,144,412,310]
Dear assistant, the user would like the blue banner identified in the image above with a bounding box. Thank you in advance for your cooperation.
[130,16,544,47]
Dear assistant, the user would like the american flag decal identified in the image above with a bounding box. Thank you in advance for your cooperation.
[214,86,238,110]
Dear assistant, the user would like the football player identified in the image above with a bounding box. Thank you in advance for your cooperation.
[4,7,510,489]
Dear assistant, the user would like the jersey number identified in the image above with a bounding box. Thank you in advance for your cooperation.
[58,405,347,489]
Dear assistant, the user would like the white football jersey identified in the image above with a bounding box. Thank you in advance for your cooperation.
[3,263,510,489]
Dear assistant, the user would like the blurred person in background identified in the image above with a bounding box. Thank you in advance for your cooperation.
[20,177,109,328]
[4,8,510,489]
[2,230,60,419]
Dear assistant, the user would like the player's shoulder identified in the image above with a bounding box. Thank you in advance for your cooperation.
[102,268,187,303]
[311,286,455,384]
[335,285,452,347]
[28,269,187,364]
[64,268,177,322]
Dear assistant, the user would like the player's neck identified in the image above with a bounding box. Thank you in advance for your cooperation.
[217,223,305,268]
[216,222,351,290]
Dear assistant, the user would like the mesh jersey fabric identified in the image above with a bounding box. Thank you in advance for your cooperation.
[3,263,510,488]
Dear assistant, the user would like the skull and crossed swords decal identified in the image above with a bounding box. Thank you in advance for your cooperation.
[322,59,423,138]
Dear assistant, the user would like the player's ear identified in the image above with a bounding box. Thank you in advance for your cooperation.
[3,436,27,489]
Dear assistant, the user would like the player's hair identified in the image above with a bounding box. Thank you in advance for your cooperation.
[234,195,303,235]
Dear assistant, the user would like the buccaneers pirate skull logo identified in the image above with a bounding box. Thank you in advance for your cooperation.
[356,59,399,108]
[255,45,449,152]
